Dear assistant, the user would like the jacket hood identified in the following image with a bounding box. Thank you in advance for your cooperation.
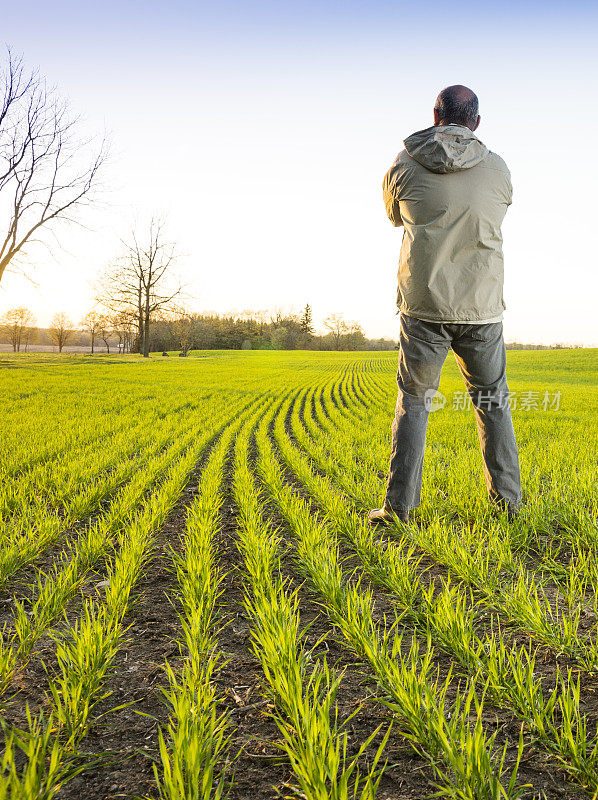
[404,125,488,174]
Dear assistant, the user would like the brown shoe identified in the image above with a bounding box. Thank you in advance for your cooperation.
[507,502,522,522]
[368,505,409,525]
[494,499,522,522]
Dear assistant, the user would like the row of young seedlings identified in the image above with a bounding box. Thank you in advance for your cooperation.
[150,396,271,800]
[306,374,390,495]
[323,364,389,426]
[0,408,163,527]
[313,363,598,611]
[151,382,377,800]
[278,388,598,794]
[0,401,246,798]
[0,392,141,481]
[233,394,390,800]
[301,379,524,564]
[0,408,204,591]
[0,408,216,698]
[253,398,526,799]
[318,368,382,433]
[308,377,537,559]
[292,388,598,752]
[301,378,598,670]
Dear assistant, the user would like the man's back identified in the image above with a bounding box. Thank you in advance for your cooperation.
[383,124,512,324]
[370,85,521,528]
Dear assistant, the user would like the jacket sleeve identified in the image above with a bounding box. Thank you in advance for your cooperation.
[505,170,513,207]
[382,162,403,227]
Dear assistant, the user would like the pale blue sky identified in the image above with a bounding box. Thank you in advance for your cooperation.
[1,0,597,344]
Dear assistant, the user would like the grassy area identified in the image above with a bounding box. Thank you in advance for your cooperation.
[0,349,596,799]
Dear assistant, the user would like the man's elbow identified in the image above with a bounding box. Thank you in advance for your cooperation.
[391,207,403,227]
[385,203,403,227]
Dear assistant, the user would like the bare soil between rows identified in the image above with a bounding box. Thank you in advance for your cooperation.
[0,427,593,800]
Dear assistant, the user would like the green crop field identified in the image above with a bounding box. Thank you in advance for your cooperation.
[0,349,597,800]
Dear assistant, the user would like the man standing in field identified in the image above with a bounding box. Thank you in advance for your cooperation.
[370,85,522,524]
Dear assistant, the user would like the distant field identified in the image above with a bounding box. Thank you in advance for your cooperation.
[0,349,597,799]
[0,343,111,354]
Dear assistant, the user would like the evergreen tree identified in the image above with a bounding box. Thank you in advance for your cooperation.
[300,303,314,335]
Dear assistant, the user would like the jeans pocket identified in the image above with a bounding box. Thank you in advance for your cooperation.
[468,322,502,342]
[401,314,447,346]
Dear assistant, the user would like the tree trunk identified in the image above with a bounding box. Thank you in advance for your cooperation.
[136,276,144,355]
[142,288,151,357]
[143,312,150,357]
[134,317,143,354]
[91,331,95,354]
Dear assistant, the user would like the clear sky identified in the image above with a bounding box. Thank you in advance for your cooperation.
[1,0,597,344]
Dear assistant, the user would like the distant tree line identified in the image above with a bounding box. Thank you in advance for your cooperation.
[505,342,584,350]
[9,309,584,357]
[0,306,397,353]
[147,308,396,352]
[2,307,590,355]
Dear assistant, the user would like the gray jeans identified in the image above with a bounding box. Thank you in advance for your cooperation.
[385,314,521,512]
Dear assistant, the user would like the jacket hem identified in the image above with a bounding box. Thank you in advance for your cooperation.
[400,308,504,325]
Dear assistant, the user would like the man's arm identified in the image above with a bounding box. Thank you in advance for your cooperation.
[505,169,513,207]
[382,164,403,227]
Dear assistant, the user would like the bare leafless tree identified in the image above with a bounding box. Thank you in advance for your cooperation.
[48,312,72,352]
[168,306,194,355]
[0,49,108,284]
[98,218,182,357]
[97,314,112,353]
[80,309,102,353]
[0,306,35,351]
[110,311,134,354]
[21,322,35,351]
[323,313,348,350]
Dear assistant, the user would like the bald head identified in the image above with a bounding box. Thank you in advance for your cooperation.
[434,85,480,131]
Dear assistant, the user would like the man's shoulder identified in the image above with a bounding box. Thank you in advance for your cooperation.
[387,149,419,177]
[397,148,425,169]
[386,147,511,185]
[383,149,417,190]
[394,146,511,173]
[484,150,511,175]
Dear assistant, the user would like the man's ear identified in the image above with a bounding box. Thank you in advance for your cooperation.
[473,114,481,131]
[433,108,440,126]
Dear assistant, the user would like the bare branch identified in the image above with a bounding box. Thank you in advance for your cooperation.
[0,48,109,283]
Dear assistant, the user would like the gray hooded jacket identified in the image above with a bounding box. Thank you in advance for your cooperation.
[383,124,512,323]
